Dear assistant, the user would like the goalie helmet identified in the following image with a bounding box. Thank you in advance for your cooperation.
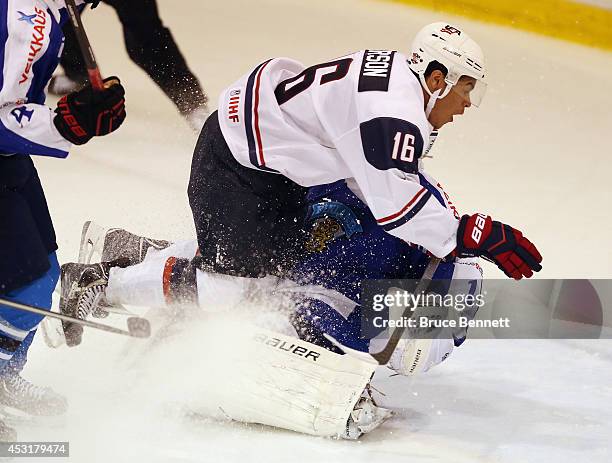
[408,22,487,108]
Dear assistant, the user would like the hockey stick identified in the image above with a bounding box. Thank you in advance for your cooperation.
[0,298,150,339]
[64,0,104,91]
[369,257,441,365]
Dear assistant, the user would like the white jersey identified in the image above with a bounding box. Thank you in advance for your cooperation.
[218,50,459,258]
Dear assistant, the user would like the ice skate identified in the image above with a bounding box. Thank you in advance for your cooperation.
[59,259,130,346]
[0,372,67,416]
[183,104,211,132]
[78,221,172,265]
[343,391,393,440]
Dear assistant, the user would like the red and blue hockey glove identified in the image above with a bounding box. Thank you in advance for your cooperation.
[456,213,542,279]
[53,76,126,145]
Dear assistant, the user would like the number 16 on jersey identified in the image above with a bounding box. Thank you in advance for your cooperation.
[392,132,415,163]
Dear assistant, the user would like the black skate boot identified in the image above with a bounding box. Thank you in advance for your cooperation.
[0,372,67,416]
[59,259,130,346]
[78,221,172,266]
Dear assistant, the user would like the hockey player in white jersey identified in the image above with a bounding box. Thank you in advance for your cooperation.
[57,21,541,439]
[185,21,541,281]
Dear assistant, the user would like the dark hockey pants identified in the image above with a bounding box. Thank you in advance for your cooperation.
[0,155,57,294]
[60,0,206,114]
[187,112,309,278]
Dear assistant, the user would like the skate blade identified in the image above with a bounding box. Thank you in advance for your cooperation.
[77,220,107,264]
[41,315,66,349]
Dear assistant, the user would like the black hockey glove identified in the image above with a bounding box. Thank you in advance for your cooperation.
[53,76,126,145]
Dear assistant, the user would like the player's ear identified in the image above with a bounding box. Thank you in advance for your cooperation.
[425,70,446,93]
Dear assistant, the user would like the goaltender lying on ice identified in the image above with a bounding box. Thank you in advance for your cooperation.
[48,216,482,440]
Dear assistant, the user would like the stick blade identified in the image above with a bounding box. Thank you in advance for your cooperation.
[127,317,151,338]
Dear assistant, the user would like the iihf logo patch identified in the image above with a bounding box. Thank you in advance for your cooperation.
[227,89,241,123]
[17,11,37,25]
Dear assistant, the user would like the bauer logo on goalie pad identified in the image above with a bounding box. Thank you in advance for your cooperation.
[253,333,321,362]
[358,50,395,92]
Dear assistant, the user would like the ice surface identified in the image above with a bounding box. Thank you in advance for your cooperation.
[12,0,612,461]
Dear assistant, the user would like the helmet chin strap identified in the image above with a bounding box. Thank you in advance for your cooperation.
[425,89,441,117]
[419,74,454,117]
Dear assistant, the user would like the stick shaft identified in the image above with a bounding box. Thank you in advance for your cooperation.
[0,297,132,337]
[64,0,104,91]
[370,257,442,364]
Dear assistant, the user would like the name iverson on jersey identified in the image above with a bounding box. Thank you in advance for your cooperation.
[358,50,395,92]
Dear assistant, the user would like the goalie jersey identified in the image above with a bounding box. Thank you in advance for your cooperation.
[218,50,459,258]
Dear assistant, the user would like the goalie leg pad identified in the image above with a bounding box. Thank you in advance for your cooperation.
[202,325,380,438]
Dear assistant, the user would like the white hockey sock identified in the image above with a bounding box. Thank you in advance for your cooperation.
[106,238,279,311]
[106,257,168,307]
[106,240,198,307]
[196,272,280,311]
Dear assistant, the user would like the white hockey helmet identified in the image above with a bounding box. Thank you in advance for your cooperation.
[409,22,487,110]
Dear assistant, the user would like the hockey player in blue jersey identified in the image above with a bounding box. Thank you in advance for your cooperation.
[287,180,484,374]
[60,175,483,375]
[54,184,482,439]
[0,0,126,440]
[46,175,480,441]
